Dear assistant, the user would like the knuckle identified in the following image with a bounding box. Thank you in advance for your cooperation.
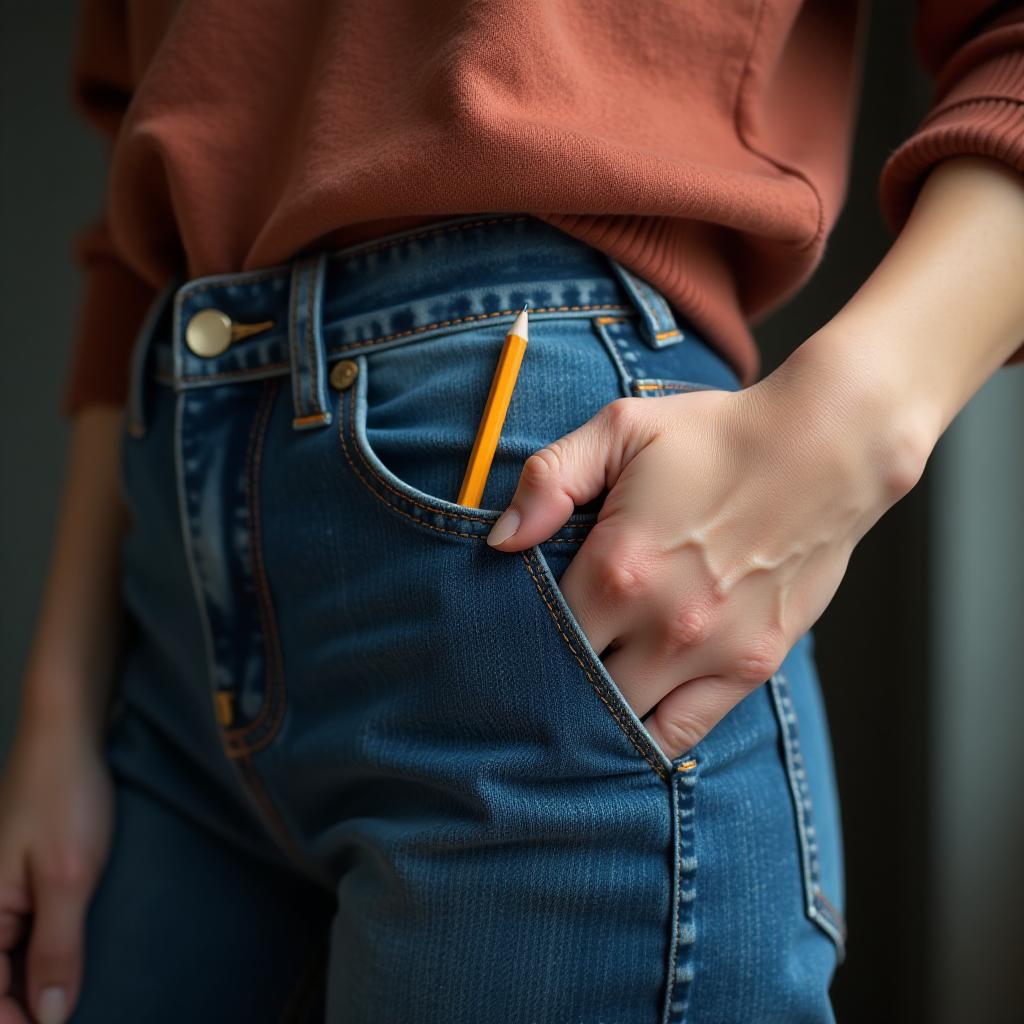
[659,602,713,651]
[593,551,651,601]
[0,879,30,915]
[603,396,642,431]
[37,850,92,890]
[521,444,562,487]
[660,711,705,756]
[731,636,785,685]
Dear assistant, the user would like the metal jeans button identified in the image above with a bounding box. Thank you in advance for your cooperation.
[185,309,276,357]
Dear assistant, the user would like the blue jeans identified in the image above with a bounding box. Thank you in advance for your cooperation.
[77,213,846,1022]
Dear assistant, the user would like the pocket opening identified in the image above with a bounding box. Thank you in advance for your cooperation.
[526,541,676,780]
[336,349,601,543]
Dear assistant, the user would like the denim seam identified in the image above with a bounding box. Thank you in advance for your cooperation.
[769,671,848,959]
[165,303,635,387]
[174,388,224,763]
[288,263,306,419]
[632,381,714,394]
[662,778,683,1024]
[223,379,289,754]
[631,278,682,347]
[303,259,317,418]
[519,546,670,781]
[337,380,591,543]
[606,258,684,348]
[236,752,332,891]
[325,304,633,354]
[173,386,323,885]
[591,314,647,385]
[662,762,699,1024]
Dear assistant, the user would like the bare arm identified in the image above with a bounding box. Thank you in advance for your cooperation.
[18,406,129,740]
[487,153,1024,762]
[764,153,1024,478]
[1,405,126,1024]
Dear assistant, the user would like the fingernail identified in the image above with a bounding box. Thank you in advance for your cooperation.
[38,985,67,1024]
[486,507,521,546]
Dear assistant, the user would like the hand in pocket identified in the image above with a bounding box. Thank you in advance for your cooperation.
[485,371,925,760]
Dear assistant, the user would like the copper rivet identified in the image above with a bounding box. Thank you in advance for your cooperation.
[329,359,359,390]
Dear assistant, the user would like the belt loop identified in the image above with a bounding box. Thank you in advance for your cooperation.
[287,251,332,431]
[605,256,686,349]
[125,279,178,439]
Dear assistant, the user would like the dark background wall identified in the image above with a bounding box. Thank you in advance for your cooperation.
[2,4,1022,1022]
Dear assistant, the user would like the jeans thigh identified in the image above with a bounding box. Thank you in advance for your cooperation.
[72,777,334,1023]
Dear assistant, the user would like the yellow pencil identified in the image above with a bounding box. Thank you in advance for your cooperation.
[457,304,529,508]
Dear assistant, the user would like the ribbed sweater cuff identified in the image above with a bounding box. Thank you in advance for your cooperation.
[61,257,158,419]
[878,43,1024,371]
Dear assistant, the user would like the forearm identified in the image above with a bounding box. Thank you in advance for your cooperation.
[765,154,1024,497]
[19,406,130,742]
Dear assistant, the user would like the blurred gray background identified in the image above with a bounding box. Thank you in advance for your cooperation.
[2,3,1022,1021]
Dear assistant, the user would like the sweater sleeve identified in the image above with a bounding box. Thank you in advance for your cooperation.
[61,0,159,419]
[878,1,1024,371]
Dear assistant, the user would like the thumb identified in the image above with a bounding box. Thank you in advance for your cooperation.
[26,856,93,1024]
[486,398,652,550]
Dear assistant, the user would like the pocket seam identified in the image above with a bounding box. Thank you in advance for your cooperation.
[520,545,672,782]
[631,380,718,395]
[768,670,848,961]
[336,358,595,543]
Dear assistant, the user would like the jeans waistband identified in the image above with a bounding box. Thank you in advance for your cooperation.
[126,212,691,437]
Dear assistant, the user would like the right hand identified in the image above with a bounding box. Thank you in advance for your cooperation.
[485,352,926,761]
[0,711,115,1024]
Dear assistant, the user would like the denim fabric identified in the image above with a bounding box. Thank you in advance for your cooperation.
[76,213,846,1023]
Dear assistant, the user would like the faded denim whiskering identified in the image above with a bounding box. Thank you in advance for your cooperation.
[76,213,846,1023]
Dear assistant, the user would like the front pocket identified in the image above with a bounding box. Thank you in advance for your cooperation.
[334,308,746,778]
[335,313,630,538]
[332,314,685,779]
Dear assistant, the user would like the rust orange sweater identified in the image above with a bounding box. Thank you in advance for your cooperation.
[62,0,1024,417]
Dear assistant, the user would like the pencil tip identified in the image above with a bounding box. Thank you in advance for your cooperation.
[510,306,529,342]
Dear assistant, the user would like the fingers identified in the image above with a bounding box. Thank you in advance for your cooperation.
[642,620,788,760]
[550,529,647,660]
[0,900,29,962]
[0,873,30,1012]
[594,588,788,760]
[25,855,94,1024]
[486,398,656,550]
[600,628,719,722]
[0,994,31,1024]
[643,673,760,762]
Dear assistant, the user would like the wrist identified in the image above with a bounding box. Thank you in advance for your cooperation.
[756,325,938,508]
[18,665,113,750]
